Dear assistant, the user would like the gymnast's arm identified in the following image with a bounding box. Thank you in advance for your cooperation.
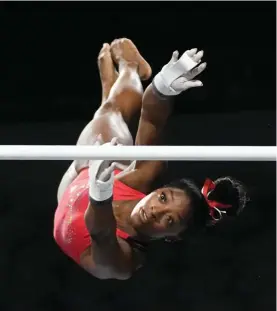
[116,85,174,193]
[80,140,134,280]
[118,49,206,193]
[82,200,133,280]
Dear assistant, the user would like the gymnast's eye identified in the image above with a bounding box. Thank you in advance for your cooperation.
[159,192,167,203]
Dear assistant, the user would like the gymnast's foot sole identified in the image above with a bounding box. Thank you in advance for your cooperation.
[110,38,152,81]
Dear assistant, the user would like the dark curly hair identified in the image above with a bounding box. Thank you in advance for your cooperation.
[164,176,249,232]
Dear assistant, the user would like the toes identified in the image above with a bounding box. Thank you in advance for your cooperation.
[110,39,119,48]
[102,43,110,49]
[98,43,111,61]
[99,43,110,53]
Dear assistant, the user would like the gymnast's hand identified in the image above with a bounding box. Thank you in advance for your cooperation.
[153,48,207,96]
[88,136,133,202]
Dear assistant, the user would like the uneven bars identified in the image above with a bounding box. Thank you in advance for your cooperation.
[0,145,275,161]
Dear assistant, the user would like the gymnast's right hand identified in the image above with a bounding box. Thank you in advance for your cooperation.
[88,136,128,203]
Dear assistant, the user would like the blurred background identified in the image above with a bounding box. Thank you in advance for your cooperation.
[1,2,276,311]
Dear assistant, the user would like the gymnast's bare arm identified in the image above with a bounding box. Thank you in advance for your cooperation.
[117,85,173,193]
[118,49,207,193]
[80,140,135,280]
[82,200,133,280]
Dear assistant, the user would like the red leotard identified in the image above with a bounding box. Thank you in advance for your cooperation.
[53,168,146,264]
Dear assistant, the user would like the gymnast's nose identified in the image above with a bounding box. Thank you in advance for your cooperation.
[150,205,165,220]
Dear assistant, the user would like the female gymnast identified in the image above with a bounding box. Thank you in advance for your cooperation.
[54,38,248,280]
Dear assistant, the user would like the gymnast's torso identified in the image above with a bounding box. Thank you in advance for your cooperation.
[54,168,147,266]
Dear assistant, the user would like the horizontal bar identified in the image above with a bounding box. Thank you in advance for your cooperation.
[0,145,275,161]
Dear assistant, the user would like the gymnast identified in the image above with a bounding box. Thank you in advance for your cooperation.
[54,38,247,280]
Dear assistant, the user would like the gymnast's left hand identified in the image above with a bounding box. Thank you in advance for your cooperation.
[154,48,207,96]
[88,136,133,202]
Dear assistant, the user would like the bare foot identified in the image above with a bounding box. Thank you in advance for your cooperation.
[110,38,152,81]
[98,43,118,99]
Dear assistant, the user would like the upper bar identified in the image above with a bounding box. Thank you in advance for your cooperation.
[0,145,275,161]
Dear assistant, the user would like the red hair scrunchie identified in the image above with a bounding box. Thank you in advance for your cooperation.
[201,178,232,222]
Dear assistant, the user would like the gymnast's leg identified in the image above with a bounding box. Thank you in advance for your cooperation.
[57,39,152,202]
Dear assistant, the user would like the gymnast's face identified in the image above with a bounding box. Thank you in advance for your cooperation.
[130,187,192,239]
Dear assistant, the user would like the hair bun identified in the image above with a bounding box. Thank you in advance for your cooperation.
[208,176,248,216]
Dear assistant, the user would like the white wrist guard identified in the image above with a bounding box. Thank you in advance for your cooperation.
[153,52,198,96]
[88,160,113,202]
